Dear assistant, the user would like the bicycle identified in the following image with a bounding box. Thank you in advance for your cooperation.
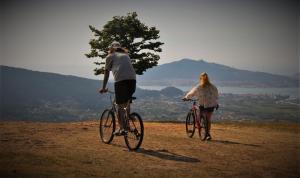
[99,90,144,150]
[183,99,214,141]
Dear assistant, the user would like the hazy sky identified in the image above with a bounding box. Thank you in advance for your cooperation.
[1,0,299,79]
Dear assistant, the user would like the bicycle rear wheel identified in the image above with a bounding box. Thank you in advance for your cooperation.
[124,112,144,151]
[186,111,195,138]
[99,109,116,144]
[199,115,208,141]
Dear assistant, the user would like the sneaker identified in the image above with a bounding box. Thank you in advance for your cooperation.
[206,134,212,141]
[113,129,126,136]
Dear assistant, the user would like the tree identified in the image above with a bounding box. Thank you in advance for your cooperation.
[85,12,164,75]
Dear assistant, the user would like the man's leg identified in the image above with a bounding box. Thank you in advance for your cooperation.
[117,102,127,130]
[114,79,135,134]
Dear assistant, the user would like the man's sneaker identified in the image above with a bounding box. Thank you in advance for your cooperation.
[113,129,126,136]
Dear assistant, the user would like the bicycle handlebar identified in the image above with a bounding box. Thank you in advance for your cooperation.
[107,90,115,94]
[99,89,115,94]
[182,98,219,110]
[182,98,197,102]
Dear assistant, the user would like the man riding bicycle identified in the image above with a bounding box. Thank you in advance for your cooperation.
[183,72,219,140]
[99,41,136,136]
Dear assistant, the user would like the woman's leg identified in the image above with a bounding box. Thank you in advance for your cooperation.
[207,112,213,130]
[206,112,213,138]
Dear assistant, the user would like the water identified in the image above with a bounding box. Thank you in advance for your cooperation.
[138,85,300,98]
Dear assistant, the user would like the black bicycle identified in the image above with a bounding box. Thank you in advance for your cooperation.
[183,99,210,141]
[99,90,144,150]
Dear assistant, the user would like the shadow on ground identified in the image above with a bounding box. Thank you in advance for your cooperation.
[136,148,200,163]
[210,140,260,147]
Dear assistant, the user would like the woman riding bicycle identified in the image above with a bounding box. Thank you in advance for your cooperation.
[183,72,219,140]
[99,41,136,136]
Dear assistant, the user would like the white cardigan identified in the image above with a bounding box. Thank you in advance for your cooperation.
[185,83,219,108]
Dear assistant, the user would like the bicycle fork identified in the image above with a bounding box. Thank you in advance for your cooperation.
[194,109,201,129]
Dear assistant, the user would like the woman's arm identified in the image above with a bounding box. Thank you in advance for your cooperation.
[212,85,219,106]
[184,86,199,99]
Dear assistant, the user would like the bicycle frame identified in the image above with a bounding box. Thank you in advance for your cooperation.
[190,100,201,128]
[108,91,117,113]
[187,99,211,128]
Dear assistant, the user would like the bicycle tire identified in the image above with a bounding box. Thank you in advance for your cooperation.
[185,111,195,138]
[124,112,144,151]
[99,109,116,144]
[199,114,208,141]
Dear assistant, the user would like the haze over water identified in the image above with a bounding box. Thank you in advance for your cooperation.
[138,85,300,99]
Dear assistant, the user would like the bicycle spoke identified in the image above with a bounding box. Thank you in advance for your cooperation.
[199,115,208,141]
[124,113,144,150]
[99,110,115,144]
[186,112,195,138]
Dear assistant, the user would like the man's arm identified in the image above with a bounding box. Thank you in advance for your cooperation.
[102,70,110,89]
[100,54,112,93]
[99,70,110,93]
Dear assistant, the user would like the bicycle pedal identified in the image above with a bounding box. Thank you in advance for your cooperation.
[113,130,127,136]
[113,132,122,136]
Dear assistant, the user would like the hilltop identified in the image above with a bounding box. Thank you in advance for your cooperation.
[0,121,299,178]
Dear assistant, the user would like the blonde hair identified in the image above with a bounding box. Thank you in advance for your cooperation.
[200,72,211,87]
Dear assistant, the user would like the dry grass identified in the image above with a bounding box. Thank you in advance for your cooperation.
[0,121,299,178]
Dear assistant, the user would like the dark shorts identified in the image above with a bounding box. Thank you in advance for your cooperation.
[199,105,215,113]
[114,80,136,104]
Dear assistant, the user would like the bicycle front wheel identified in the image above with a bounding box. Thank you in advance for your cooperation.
[124,112,144,151]
[186,111,195,138]
[199,115,208,141]
[99,109,116,144]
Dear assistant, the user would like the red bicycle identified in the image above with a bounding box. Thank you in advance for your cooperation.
[183,99,209,141]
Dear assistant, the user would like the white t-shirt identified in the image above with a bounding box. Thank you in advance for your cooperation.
[105,52,136,82]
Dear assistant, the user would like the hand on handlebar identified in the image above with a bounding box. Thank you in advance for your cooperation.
[99,88,108,94]
[182,97,189,101]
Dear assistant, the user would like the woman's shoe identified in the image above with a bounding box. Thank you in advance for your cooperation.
[206,134,212,141]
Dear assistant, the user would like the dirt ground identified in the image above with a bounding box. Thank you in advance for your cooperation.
[0,121,299,178]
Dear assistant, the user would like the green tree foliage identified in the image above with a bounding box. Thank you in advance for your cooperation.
[85,12,164,75]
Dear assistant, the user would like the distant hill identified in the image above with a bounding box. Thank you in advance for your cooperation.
[1,65,298,122]
[0,66,179,121]
[160,87,183,98]
[138,59,299,87]
[0,66,108,121]
[291,73,300,80]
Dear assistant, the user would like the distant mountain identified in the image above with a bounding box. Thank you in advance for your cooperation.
[291,73,300,80]
[0,66,107,121]
[160,87,183,98]
[0,66,179,121]
[138,59,299,87]
[1,65,298,122]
